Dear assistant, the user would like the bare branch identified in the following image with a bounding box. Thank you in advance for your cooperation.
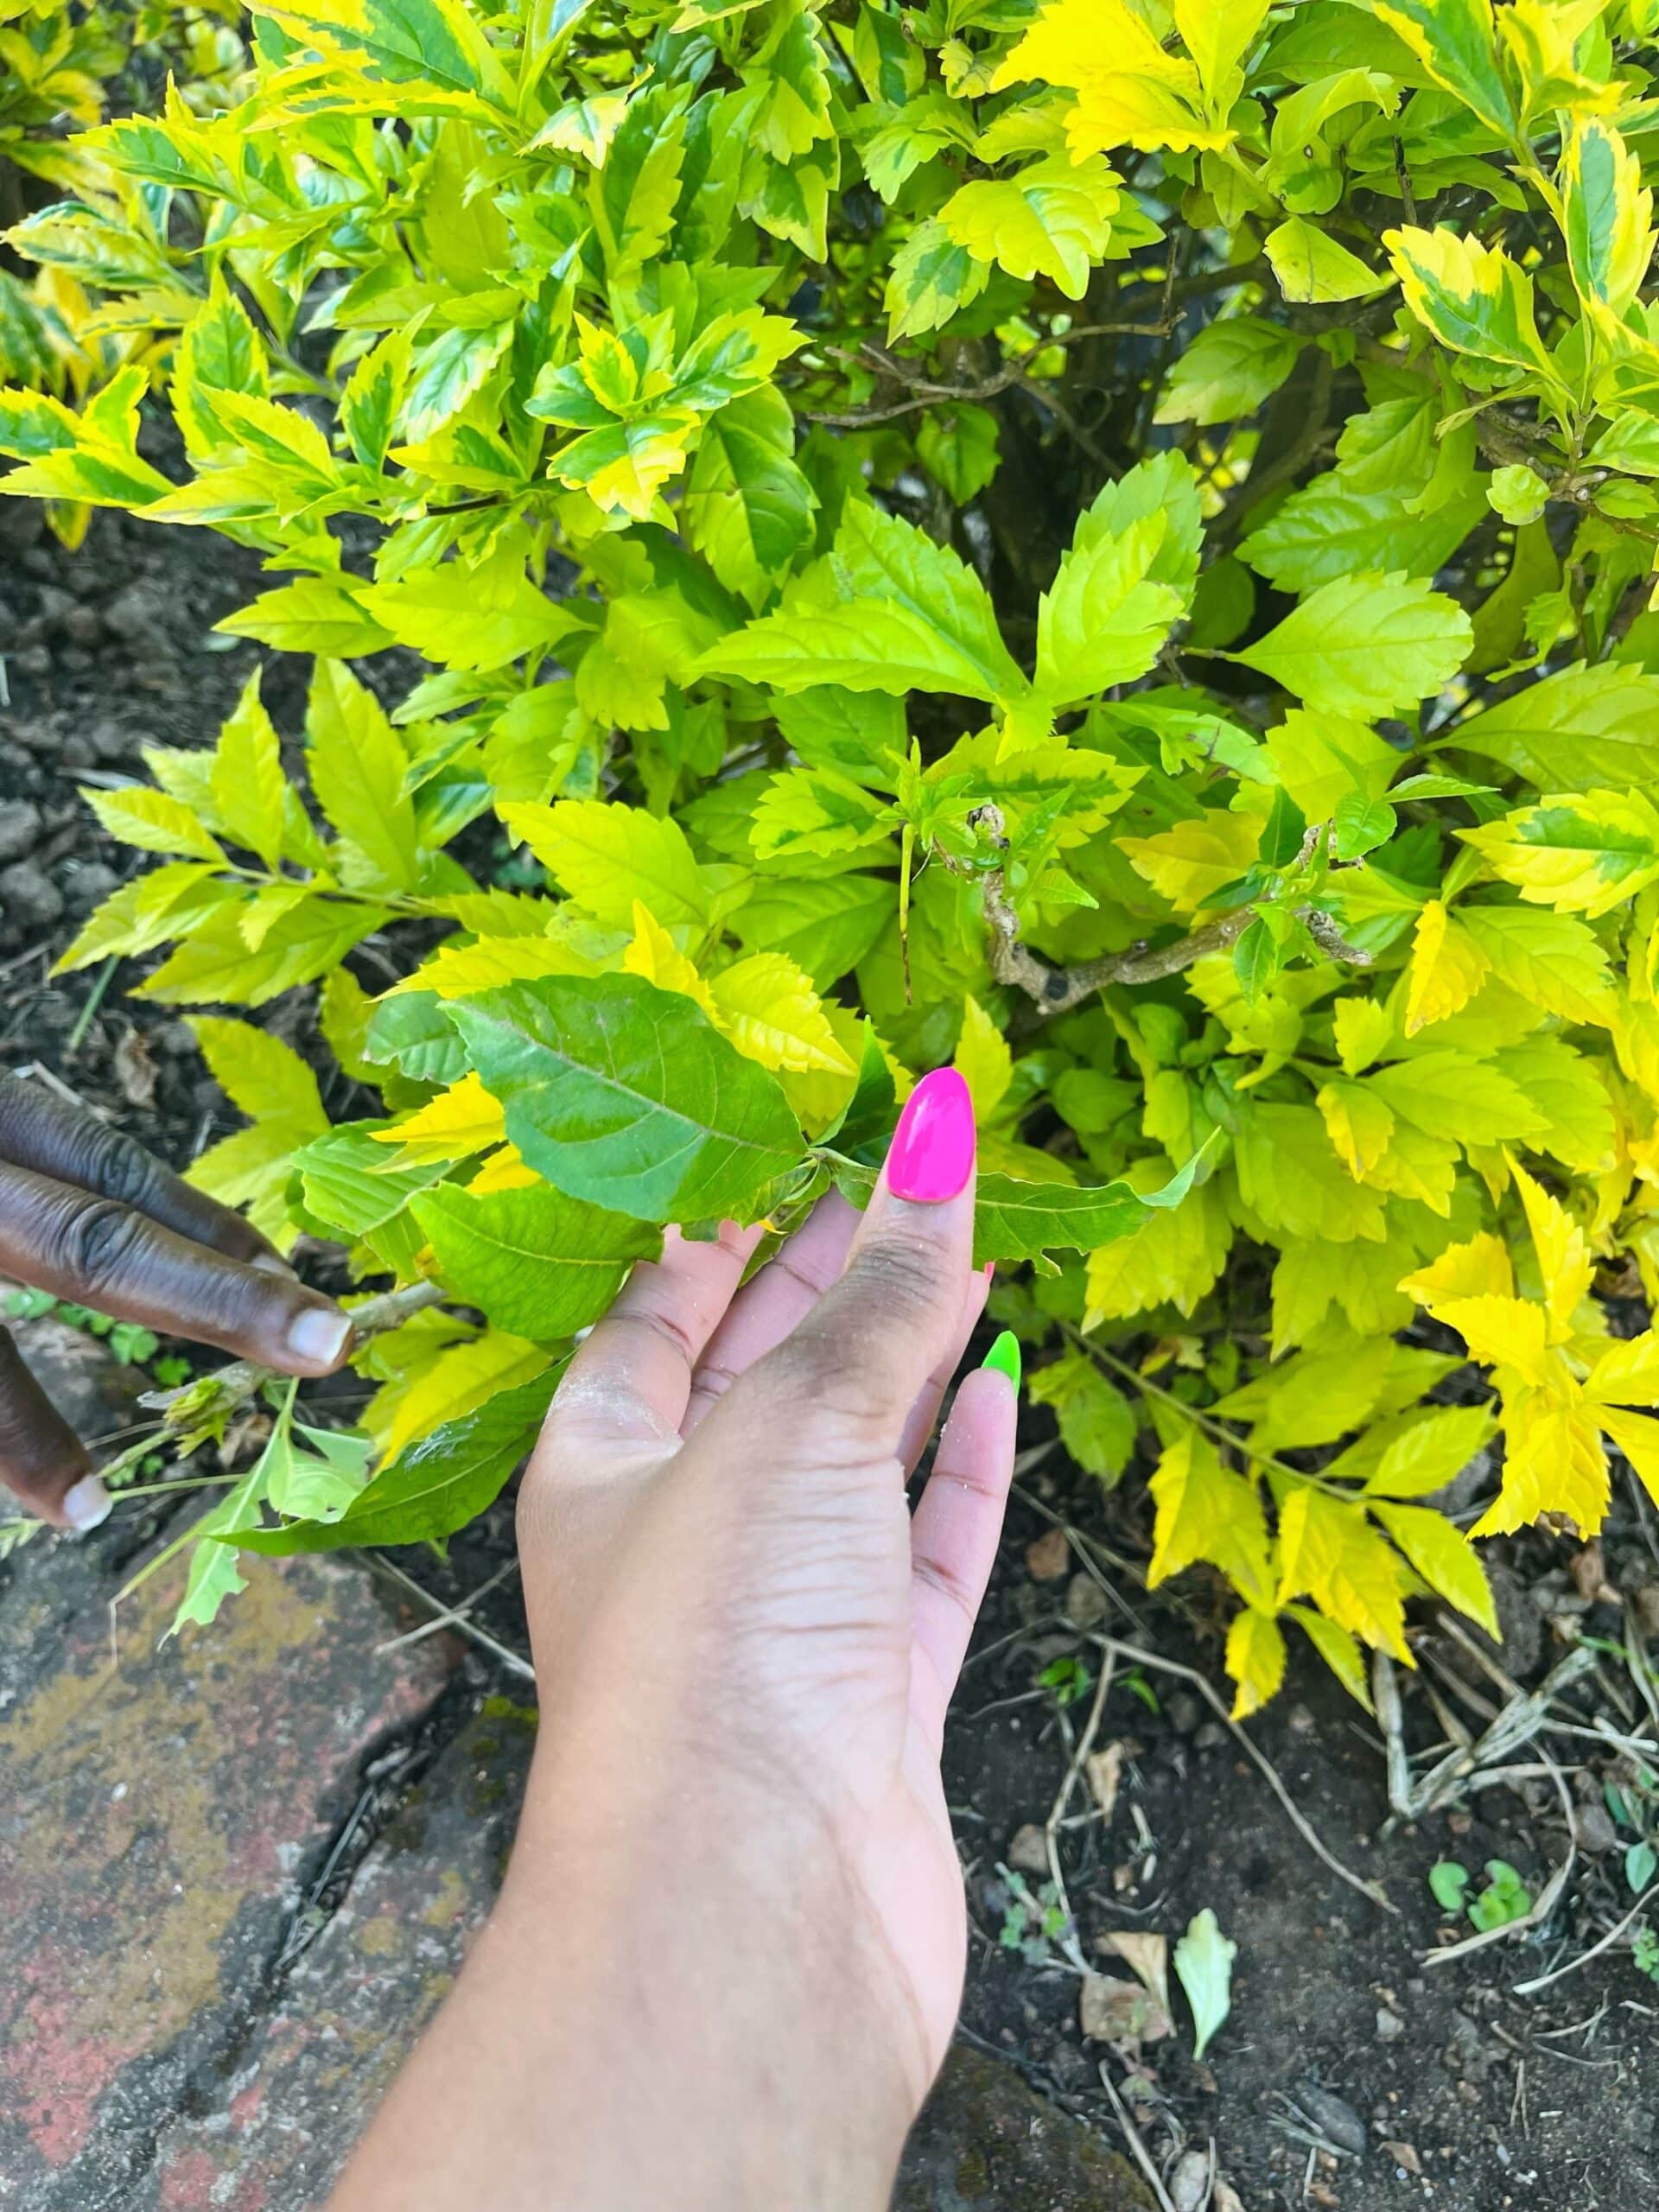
[978,864,1370,1019]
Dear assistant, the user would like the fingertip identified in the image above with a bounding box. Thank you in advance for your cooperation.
[60,1472,112,1531]
[279,1304,353,1376]
[886,1066,976,1205]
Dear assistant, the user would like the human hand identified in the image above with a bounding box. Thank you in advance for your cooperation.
[332,1066,1019,2212]
[0,1074,352,1529]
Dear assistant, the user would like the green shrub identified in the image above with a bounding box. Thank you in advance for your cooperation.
[0,0,245,452]
[5,0,1659,1708]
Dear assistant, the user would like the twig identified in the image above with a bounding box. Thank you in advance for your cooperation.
[1422,1752,1576,1969]
[976,861,1370,1019]
[1513,1881,1653,1997]
[1045,1648,1116,1974]
[1372,1649,1412,1819]
[64,955,118,1058]
[1395,1643,1599,1825]
[376,1557,521,1657]
[138,1280,448,1423]
[1096,1637,1395,1913]
[1098,2066,1178,2212]
[365,1552,536,1683]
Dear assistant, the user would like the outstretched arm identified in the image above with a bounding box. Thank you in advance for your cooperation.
[329,1067,1018,2212]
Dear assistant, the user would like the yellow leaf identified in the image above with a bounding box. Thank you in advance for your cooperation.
[372,1071,505,1165]
[1585,1330,1659,1408]
[1085,1173,1233,1323]
[1427,1293,1553,1383]
[954,992,1013,1122]
[467,1144,541,1195]
[1120,810,1260,912]
[500,796,709,932]
[1460,788,1659,918]
[187,1015,328,1137]
[1399,1230,1514,1306]
[1510,1154,1593,1340]
[1371,1500,1498,1637]
[709,952,855,1075]
[375,1329,551,1461]
[1316,1079,1396,1178]
[1404,899,1491,1034]
[385,931,601,1001]
[623,900,717,1017]
[1225,1607,1287,1719]
[1472,1384,1608,1536]
[1286,1603,1373,1709]
[1147,1428,1273,1609]
[994,0,1231,154]
[84,785,225,861]
[1599,1405,1659,1509]
[1332,995,1396,1077]
[1274,1484,1410,1662]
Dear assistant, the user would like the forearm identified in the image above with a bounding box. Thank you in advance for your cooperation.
[328,1746,916,2212]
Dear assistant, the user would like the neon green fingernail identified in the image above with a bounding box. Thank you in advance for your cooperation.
[982,1330,1020,1393]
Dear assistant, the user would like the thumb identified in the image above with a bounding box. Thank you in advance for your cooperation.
[734,1067,978,1462]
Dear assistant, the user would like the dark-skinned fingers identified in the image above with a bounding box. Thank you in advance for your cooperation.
[0,1329,108,1529]
[0,1073,283,1268]
[0,1164,351,1375]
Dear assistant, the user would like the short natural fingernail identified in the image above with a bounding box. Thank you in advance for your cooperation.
[982,1330,1021,1394]
[286,1306,353,1370]
[251,1250,296,1277]
[984,1261,995,1280]
[887,1067,976,1203]
[61,1474,112,1531]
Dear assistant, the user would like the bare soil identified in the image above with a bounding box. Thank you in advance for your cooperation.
[5,505,1659,2212]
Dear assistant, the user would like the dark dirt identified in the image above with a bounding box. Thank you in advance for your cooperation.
[5,505,1659,2210]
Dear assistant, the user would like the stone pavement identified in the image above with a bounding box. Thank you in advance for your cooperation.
[0,1344,1149,2211]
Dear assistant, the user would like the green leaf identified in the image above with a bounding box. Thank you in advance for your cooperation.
[1173,1908,1236,2061]
[257,0,513,105]
[1264,216,1387,302]
[1036,512,1183,707]
[735,874,897,990]
[209,670,288,870]
[1026,1352,1137,1481]
[500,797,710,932]
[1232,573,1471,716]
[232,1373,557,1553]
[1154,318,1300,427]
[217,580,396,659]
[410,1182,659,1338]
[702,504,1027,707]
[450,974,804,1223]
[1429,1859,1471,1912]
[1451,664,1659,792]
[938,156,1119,299]
[306,660,422,891]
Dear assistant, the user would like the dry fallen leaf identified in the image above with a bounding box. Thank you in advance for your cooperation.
[1103,1929,1171,2018]
[112,1026,158,1109]
[1382,2140,1423,2176]
[1211,2183,1245,2212]
[1007,1822,1049,1877]
[1025,1526,1071,1581]
[1085,1740,1123,1821]
[1077,1972,1172,2049]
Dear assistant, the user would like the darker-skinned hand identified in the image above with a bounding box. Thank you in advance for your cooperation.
[0,1074,351,1529]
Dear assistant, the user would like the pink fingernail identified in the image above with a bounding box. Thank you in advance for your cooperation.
[887,1067,976,1203]
[984,1261,995,1280]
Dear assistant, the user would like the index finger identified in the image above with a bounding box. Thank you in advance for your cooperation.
[0,1164,351,1375]
[0,1074,281,1268]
